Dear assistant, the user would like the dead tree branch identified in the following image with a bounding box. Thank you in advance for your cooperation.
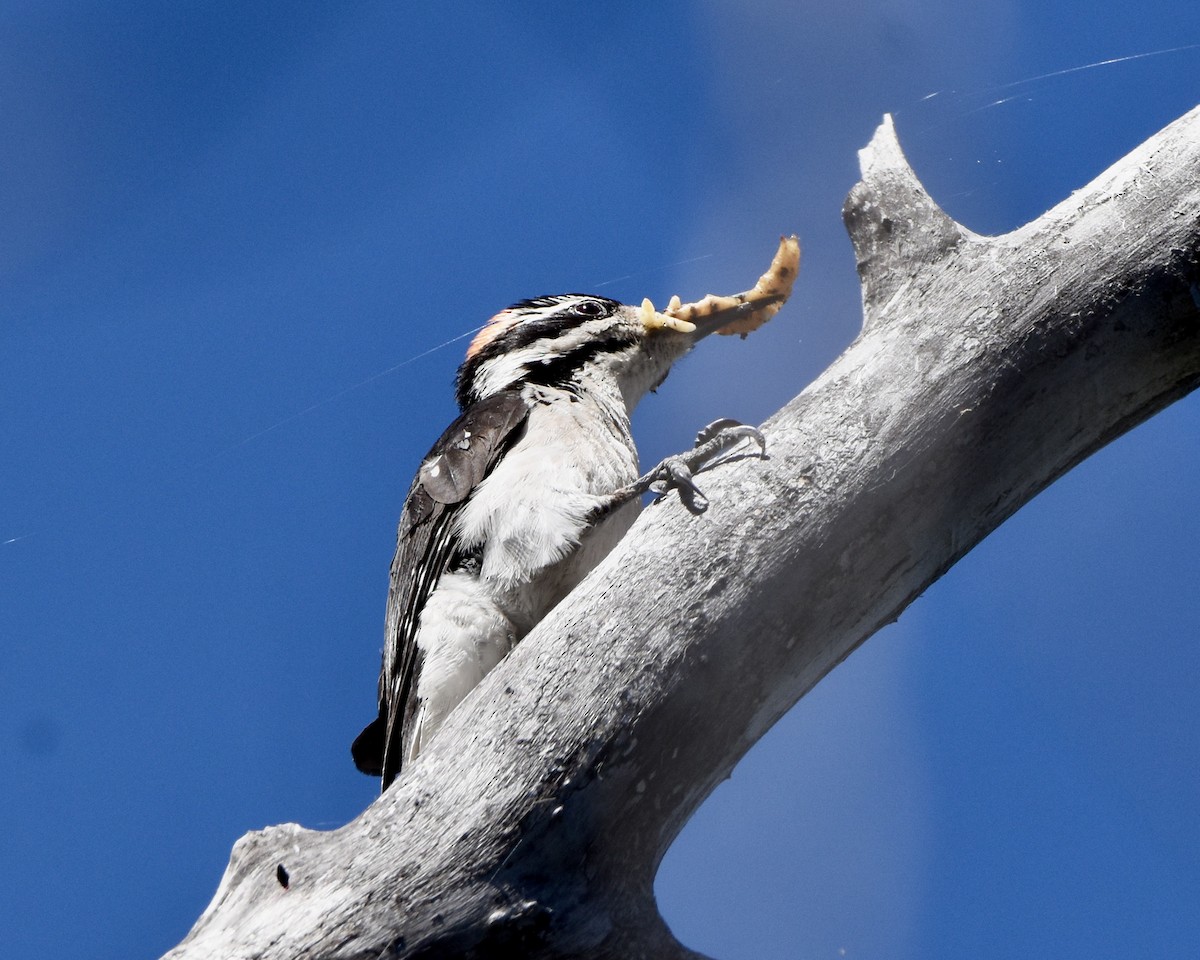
[165,106,1200,960]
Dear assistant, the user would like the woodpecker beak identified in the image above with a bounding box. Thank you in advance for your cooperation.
[661,234,801,339]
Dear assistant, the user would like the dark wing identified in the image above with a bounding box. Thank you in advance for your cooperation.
[351,389,530,789]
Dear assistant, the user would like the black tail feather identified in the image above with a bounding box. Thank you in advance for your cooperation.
[351,716,385,778]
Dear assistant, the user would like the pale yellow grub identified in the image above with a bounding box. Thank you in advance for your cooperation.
[665,235,801,337]
[640,297,697,334]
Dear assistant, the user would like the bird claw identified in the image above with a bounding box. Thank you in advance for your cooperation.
[647,457,709,512]
[586,420,766,524]
[692,418,767,466]
[641,419,767,514]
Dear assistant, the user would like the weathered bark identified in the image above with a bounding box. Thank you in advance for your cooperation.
[165,107,1200,960]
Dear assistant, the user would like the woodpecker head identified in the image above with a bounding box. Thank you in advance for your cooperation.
[456,294,727,412]
[453,236,800,412]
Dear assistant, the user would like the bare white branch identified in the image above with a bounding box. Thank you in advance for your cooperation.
[165,105,1200,960]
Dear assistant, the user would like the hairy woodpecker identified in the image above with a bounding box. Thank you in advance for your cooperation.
[352,239,799,789]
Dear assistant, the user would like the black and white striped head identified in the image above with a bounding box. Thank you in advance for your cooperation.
[454,294,698,410]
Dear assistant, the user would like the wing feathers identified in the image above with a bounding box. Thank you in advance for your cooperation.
[353,390,531,788]
[418,394,529,505]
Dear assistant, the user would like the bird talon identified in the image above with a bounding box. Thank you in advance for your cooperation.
[694,417,745,447]
[642,456,710,512]
[691,419,767,469]
[633,419,765,513]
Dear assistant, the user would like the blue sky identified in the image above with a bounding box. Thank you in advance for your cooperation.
[2,3,1197,958]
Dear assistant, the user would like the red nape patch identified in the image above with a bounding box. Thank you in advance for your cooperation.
[465,309,522,360]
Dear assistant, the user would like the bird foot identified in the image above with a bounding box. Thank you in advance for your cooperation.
[640,418,766,513]
[595,415,763,520]
[587,420,765,523]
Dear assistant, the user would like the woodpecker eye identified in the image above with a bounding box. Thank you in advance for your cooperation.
[572,299,608,318]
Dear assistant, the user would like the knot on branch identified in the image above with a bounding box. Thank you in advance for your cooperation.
[185,822,316,937]
[842,114,974,323]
